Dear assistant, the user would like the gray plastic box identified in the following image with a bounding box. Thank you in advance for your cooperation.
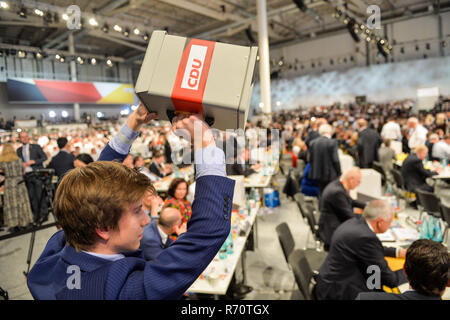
[135,30,258,130]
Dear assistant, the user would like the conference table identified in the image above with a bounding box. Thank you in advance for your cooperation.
[187,203,259,298]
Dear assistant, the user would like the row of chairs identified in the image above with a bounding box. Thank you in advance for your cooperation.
[275,192,328,300]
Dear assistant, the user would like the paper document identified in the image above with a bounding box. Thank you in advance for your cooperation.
[391,227,419,241]
[377,229,396,242]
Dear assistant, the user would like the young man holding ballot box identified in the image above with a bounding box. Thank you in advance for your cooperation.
[27,104,235,299]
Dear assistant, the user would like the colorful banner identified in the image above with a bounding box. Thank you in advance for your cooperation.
[7,78,137,104]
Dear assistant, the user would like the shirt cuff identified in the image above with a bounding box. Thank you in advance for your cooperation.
[109,123,139,155]
[395,248,399,258]
[195,146,226,179]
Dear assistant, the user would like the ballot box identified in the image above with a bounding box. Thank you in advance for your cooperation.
[135,30,258,130]
[356,169,382,199]
[228,175,246,209]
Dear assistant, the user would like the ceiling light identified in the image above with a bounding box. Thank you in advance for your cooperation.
[133,28,140,35]
[113,25,122,32]
[34,9,44,16]
[0,1,9,9]
[61,111,68,118]
[18,6,27,18]
[49,111,56,118]
[106,59,113,67]
[90,58,97,65]
[18,50,26,58]
[62,13,69,21]
[143,33,149,41]
[89,18,98,26]
[123,28,130,37]
[101,24,109,33]
[55,54,61,60]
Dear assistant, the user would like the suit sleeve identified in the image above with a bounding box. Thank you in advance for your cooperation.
[414,160,438,179]
[140,237,164,262]
[113,176,235,300]
[351,199,366,209]
[383,246,396,258]
[358,236,407,288]
[331,140,341,177]
[327,191,356,223]
[34,145,48,166]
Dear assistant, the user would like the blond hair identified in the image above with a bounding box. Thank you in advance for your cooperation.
[0,144,19,162]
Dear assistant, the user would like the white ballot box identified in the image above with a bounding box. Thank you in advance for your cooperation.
[339,154,354,174]
[356,169,382,199]
[135,30,258,130]
[228,175,246,209]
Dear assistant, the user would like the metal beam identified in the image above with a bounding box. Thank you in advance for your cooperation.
[155,0,243,21]
[96,0,129,14]
[87,30,147,51]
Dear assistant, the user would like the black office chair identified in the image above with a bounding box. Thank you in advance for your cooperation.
[288,249,326,300]
[280,153,293,176]
[276,223,295,267]
[392,169,416,204]
[440,203,450,245]
[415,189,441,219]
[372,161,387,186]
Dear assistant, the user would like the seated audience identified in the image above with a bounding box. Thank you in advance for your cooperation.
[226,148,261,177]
[149,151,172,178]
[356,239,449,300]
[122,153,134,169]
[26,106,235,300]
[401,145,440,193]
[46,137,75,181]
[134,154,160,182]
[431,134,450,161]
[140,207,187,261]
[318,167,366,250]
[316,200,407,300]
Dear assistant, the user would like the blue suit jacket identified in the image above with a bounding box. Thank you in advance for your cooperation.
[27,143,235,299]
[140,220,173,261]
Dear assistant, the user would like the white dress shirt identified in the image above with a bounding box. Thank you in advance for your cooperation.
[408,124,428,149]
[381,121,402,141]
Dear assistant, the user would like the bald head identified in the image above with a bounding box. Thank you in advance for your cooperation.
[341,167,362,191]
[408,117,418,129]
[357,119,368,129]
[158,207,182,229]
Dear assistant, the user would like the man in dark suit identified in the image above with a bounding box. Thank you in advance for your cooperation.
[149,151,172,178]
[357,119,382,168]
[226,148,261,177]
[318,167,366,250]
[304,118,326,148]
[140,207,186,261]
[47,137,75,181]
[356,239,449,300]
[400,145,440,193]
[308,124,341,197]
[17,131,48,222]
[316,200,407,300]
[27,108,235,300]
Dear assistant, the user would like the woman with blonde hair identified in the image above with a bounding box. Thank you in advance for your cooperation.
[0,143,34,230]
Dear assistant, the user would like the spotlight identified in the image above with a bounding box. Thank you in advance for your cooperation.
[90,58,97,65]
[106,59,113,67]
[61,111,68,118]
[123,28,130,37]
[76,56,84,64]
[34,9,44,16]
[377,40,389,58]
[49,111,56,118]
[0,1,9,9]
[258,102,264,108]
[366,36,371,42]
[133,28,140,35]
[18,50,26,58]
[96,112,104,118]
[347,18,360,42]
[89,18,98,26]
[143,33,149,41]
[60,56,65,63]
[113,25,122,32]
[18,6,27,18]
[101,24,109,33]
[35,52,43,59]
[62,13,69,21]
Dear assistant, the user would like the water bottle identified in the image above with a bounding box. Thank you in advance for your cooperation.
[226,233,234,255]
[219,243,227,259]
